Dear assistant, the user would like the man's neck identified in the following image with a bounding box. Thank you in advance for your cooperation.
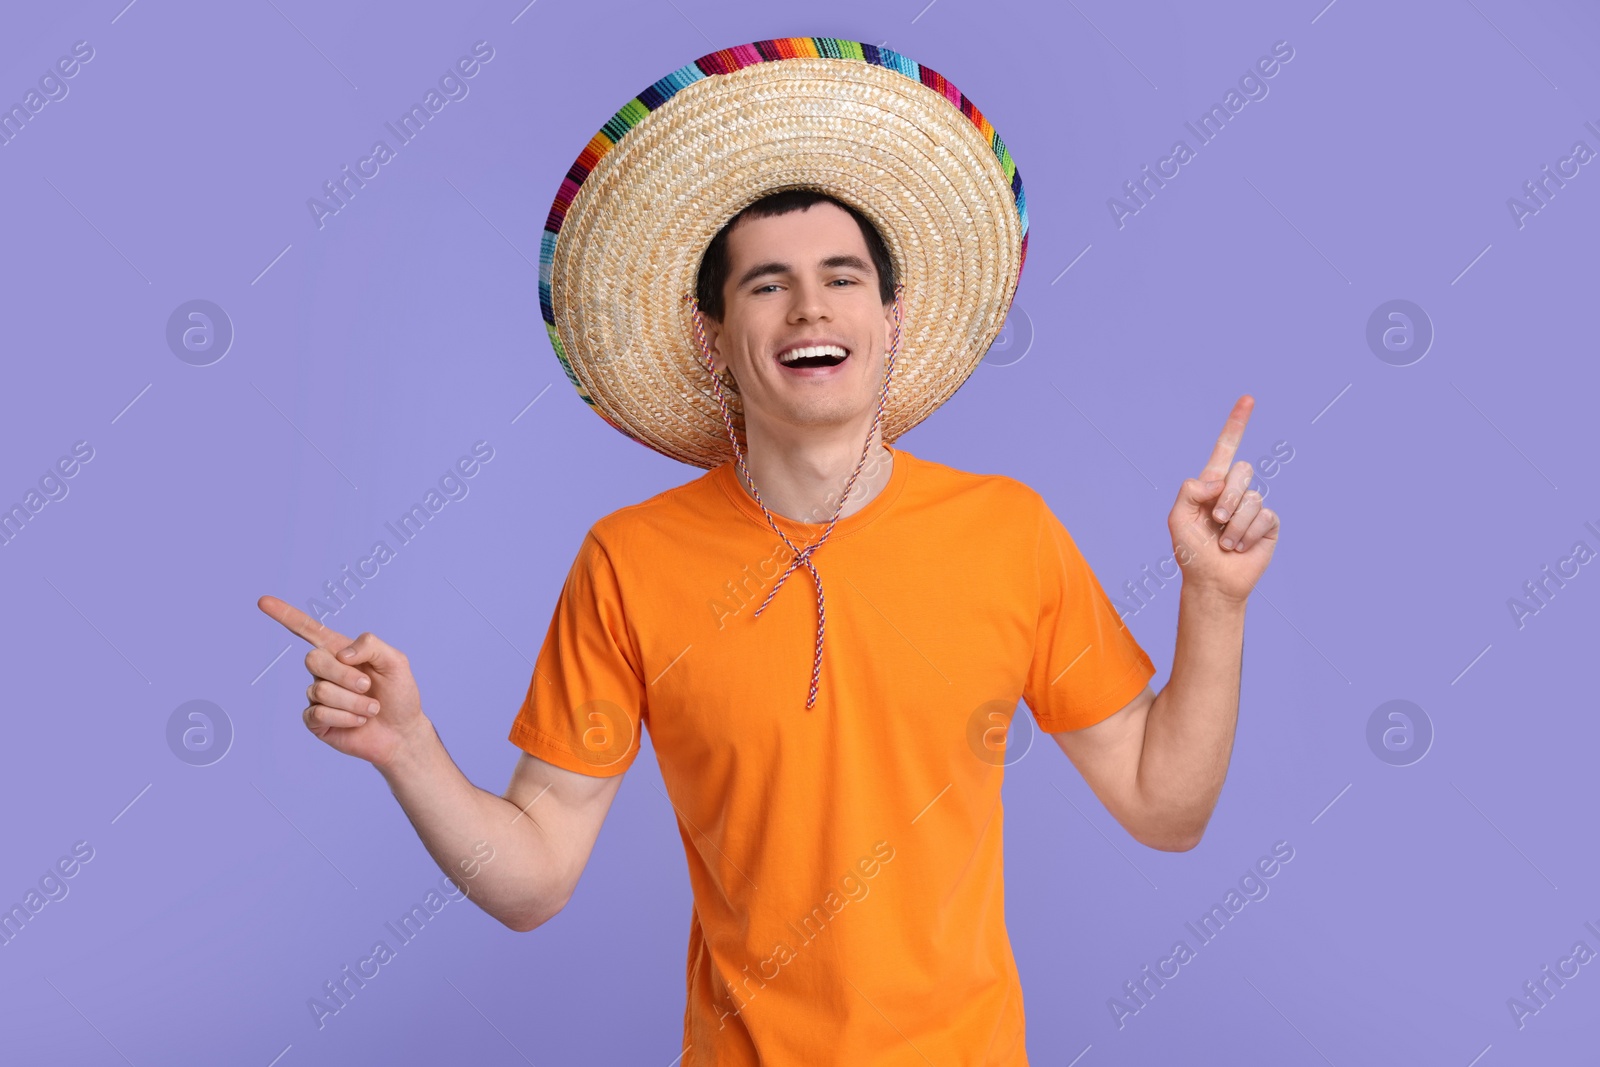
[735,422,895,525]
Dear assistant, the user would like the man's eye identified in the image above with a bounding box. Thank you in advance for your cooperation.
[752,279,856,293]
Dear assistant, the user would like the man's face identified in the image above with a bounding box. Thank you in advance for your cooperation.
[703,202,898,440]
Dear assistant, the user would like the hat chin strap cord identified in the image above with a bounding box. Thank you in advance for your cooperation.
[685,284,906,710]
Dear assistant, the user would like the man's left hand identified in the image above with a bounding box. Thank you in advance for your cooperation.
[1168,394,1280,602]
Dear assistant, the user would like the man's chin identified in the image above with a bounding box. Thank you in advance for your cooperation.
[748,400,884,438]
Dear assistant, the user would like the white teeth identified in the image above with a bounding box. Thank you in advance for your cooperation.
[777,344,848,364]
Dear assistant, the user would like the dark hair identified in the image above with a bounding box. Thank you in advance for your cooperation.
[693,188,897,322]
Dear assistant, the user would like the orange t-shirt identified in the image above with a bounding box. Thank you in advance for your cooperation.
[509,445,1156,1065]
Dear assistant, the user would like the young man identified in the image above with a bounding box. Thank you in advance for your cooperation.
[258,38,1278,1065]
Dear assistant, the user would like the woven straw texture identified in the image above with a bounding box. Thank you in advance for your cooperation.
[543,38,1029,470]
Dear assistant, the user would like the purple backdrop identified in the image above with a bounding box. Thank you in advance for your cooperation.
[2,0,1597,1063]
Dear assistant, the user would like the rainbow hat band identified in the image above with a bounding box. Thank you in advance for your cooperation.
[541,37,1029,470]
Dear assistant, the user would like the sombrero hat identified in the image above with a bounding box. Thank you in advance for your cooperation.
[541,36,1030,470]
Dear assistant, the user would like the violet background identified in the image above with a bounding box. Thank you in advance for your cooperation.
[2,0,1597,1063]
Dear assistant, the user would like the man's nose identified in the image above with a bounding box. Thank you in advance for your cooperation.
[787,279,832,320]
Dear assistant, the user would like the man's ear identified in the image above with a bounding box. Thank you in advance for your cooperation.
[881,296,898,350]
[701,316,727,374]
[701,318,743,392]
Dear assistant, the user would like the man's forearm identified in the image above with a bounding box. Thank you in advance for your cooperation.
[377,718,569,931]
[1136,581,1246,849]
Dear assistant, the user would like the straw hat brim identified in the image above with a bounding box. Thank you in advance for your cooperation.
[542,40,1029,470]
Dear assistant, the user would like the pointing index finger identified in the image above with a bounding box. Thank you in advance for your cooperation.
[257,594,351,652]
[1199,394,1255,482]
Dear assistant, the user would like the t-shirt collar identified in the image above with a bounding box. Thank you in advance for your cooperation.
[714,443,911,540]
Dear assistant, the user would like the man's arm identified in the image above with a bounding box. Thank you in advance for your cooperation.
[254,595,623,932]
[380,726,625,932]
[1051,582,1245,852]
[1050,395,1276,852]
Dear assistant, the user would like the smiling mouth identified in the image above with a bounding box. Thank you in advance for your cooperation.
[784,353,847,368]
[776,344,850,369]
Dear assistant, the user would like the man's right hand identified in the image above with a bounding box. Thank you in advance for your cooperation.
[256,595,429,770]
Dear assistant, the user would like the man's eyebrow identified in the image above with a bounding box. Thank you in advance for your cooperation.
[733,254,874,289]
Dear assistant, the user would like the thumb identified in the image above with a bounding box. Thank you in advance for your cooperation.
[1178,477,1225,508]
[336,632,408,675]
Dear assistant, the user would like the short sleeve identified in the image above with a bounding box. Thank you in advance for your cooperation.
[508,530,647,777]
[1022,498,1157,733]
